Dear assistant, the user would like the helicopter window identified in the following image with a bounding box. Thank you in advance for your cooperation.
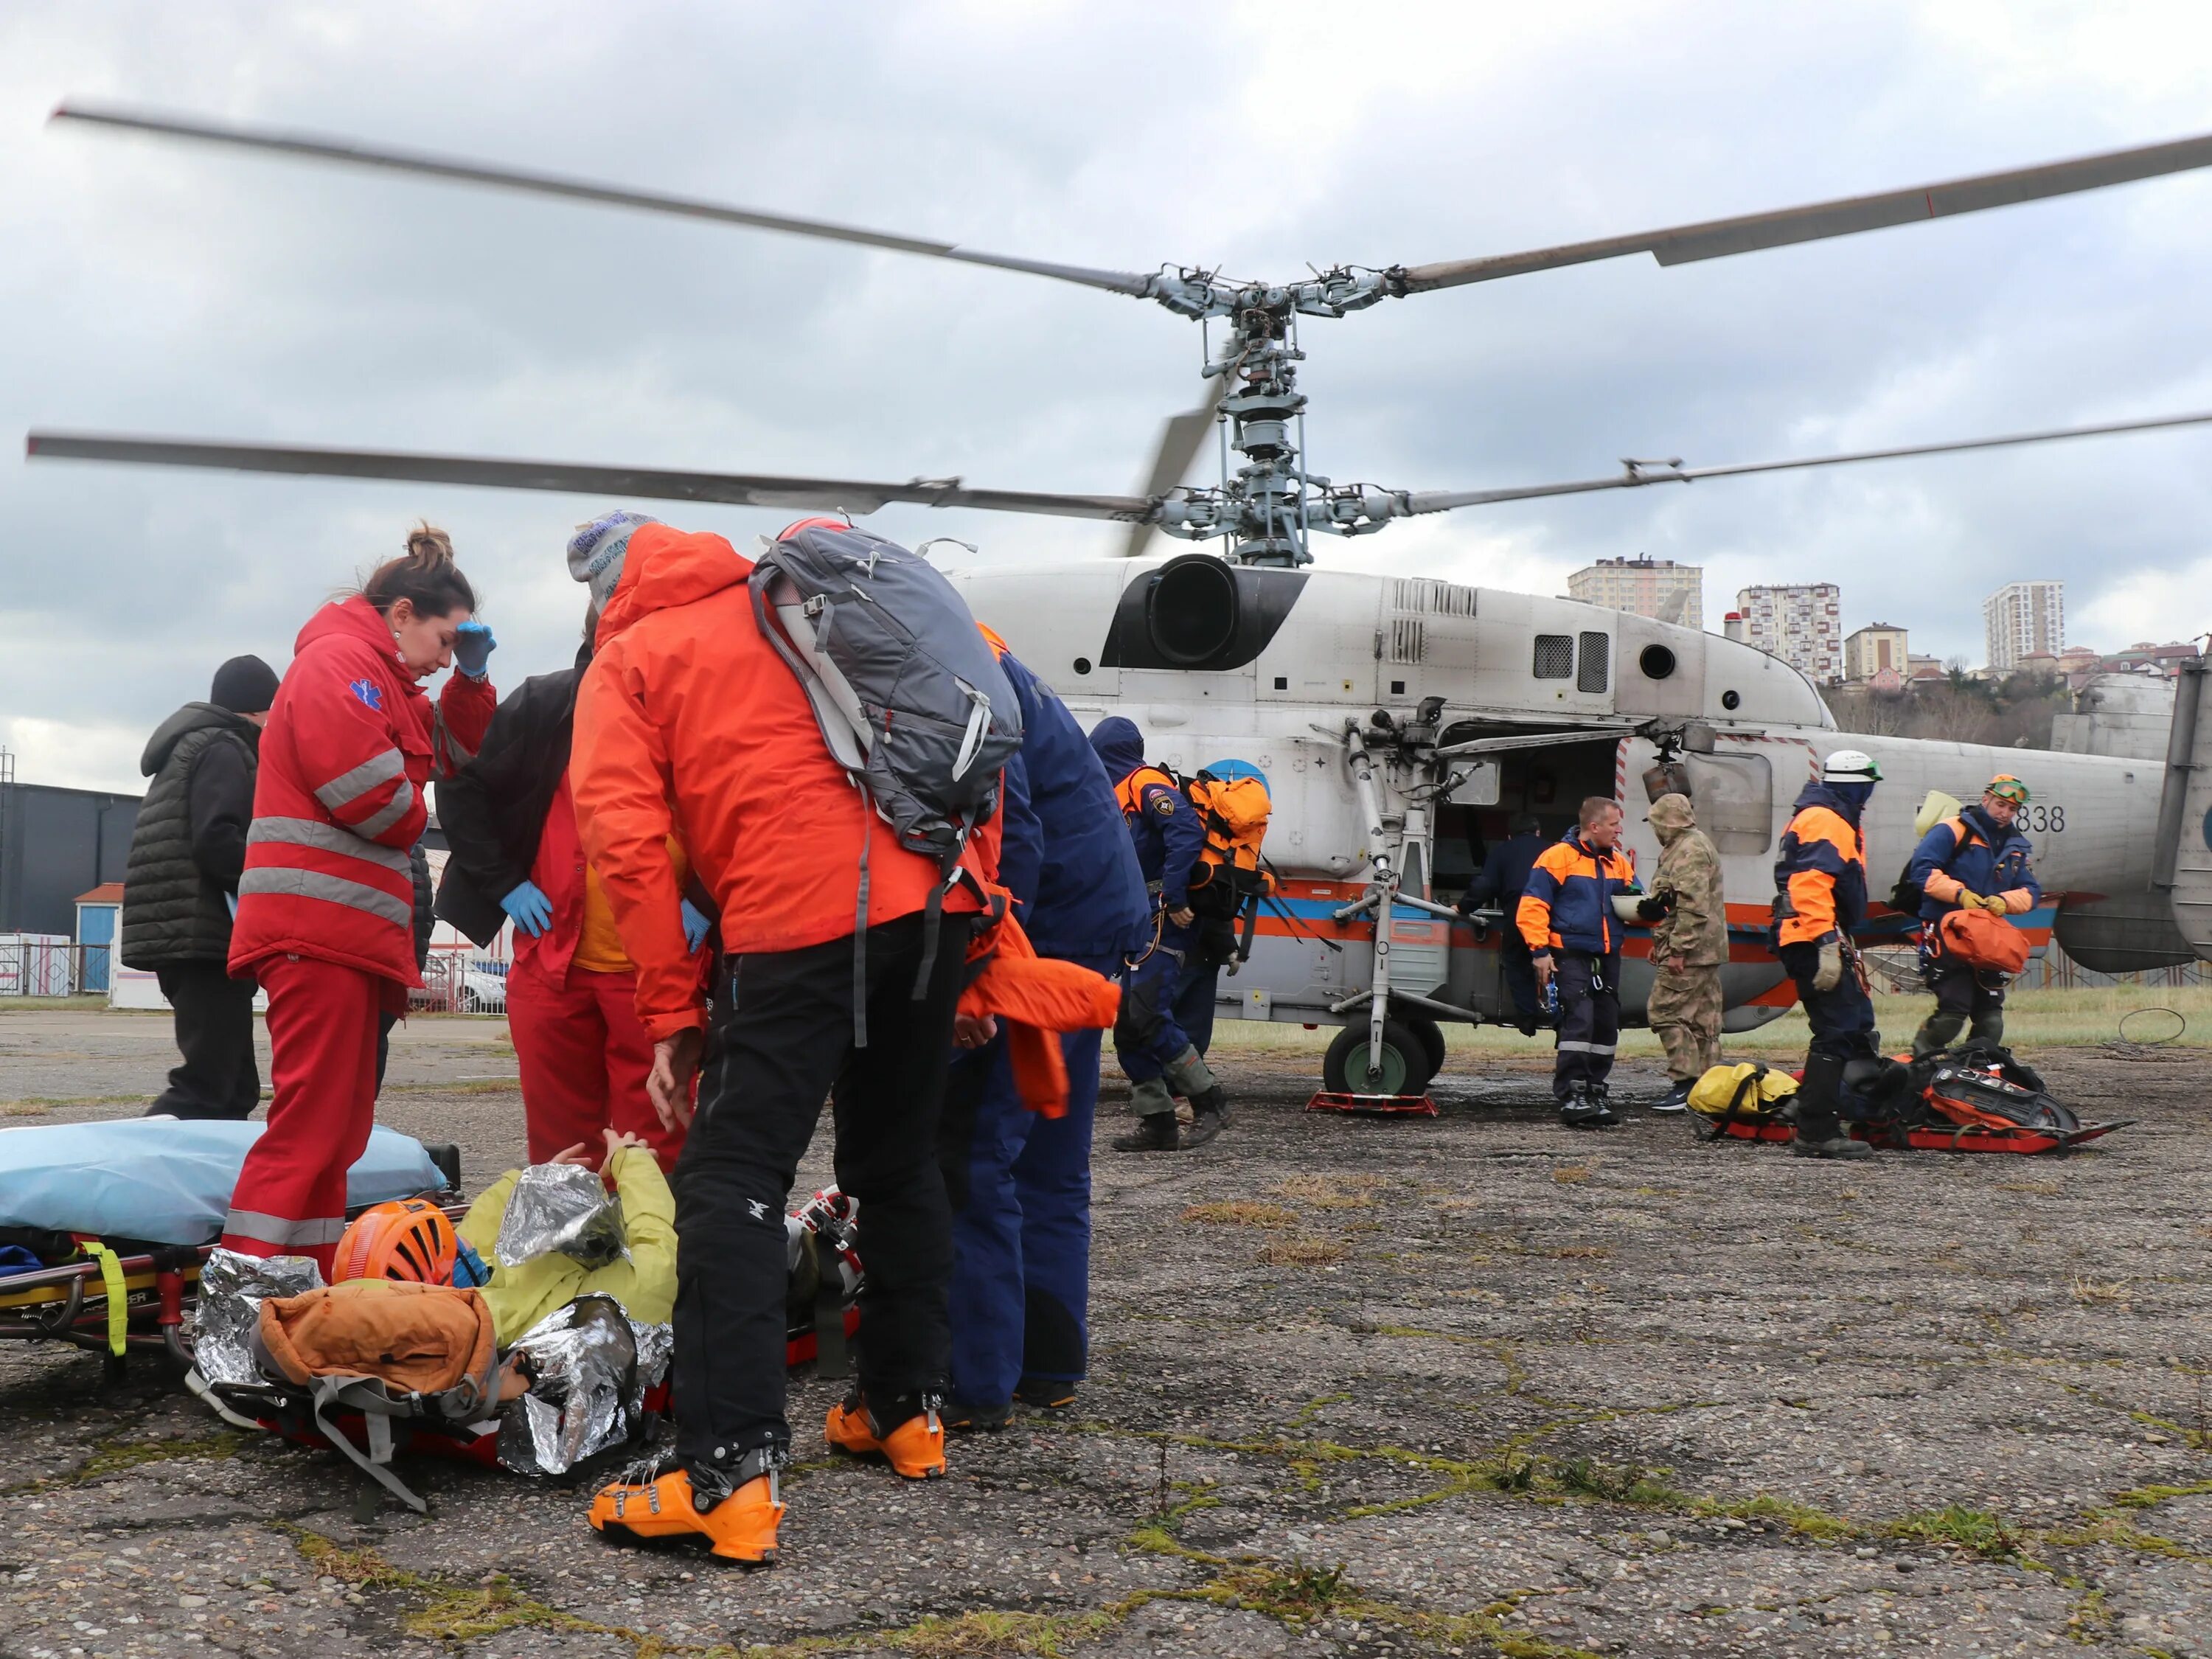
[1533,635,1573,679]
[1576,633,1610,693]
[1638,644,1677,681]
[1274,675,1288,690]
[1721,689,1742,710]
[1390,678,1406,695]
[1685,751,1774,854]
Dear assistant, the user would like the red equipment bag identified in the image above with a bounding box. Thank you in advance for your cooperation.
[1936,908,2031,975]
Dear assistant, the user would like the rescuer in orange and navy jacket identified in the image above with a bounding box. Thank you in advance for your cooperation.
[940,632,1147,1427]
[1769,751,1882,1161]
[1515,821,1638,958]
[568,517,990,1559]
[1516,799,1638,1128]
[1905,773,2040,1057]
[221,528,495,1275]
[1090,716,1227,1152]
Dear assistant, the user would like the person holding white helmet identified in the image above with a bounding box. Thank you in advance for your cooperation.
[1770,751,1883,1161]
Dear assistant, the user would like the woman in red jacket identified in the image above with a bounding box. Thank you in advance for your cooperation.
[221,527,494,1275]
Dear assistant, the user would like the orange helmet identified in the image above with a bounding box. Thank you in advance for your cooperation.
[334,1198,458,1285]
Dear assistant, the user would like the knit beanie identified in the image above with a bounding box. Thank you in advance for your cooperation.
[209,655,280,715]
[567,511,660,611]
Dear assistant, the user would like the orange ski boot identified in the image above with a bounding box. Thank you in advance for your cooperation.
[588,1459,784,1566]
[824,1395,947,1479]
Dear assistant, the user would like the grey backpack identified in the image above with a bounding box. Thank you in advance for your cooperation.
[750,523,1023,1040]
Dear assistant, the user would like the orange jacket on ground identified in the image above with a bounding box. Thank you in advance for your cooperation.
[571,525,983,1042]
[956,907,1120,1119]
[230,596,495,987]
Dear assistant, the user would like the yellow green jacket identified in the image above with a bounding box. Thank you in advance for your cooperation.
[458,1148,678,1346]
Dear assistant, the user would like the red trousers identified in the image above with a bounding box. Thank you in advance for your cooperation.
[507,953,684,1170]
[220,953,382,1278]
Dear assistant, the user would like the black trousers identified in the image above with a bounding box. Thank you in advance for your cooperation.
[1778,942,1879,1064]
[1500,933,1539,1024]
[1927,961,2003,1028]
[150,961,260,1120]
[1551,953,1620,1101]
[671,912,971,1472]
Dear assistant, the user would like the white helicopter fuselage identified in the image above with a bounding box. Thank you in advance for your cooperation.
[949,553,2176,1045]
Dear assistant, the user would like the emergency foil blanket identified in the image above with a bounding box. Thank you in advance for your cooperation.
[494,1164,628,1269]
[496,1294,671,1476]
[192,1248,324,1386]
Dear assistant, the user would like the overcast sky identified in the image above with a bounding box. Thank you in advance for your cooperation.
[4,1,2210,793]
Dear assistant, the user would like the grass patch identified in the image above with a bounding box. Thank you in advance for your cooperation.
[886,1608,1120,1655]
[1244,1559,1353,1618]
[69,1430,253,1484]
[1550,1245,1612,1260]
[2070,1276,2129,1305]
[1882,1505,2025,1559]
[1259,1237,1346,1267]
[1551,1166,1592,1186]
[1556,1457,1687,1506]
[1183,1200,1296,1229]
[1688,1493,1860,1541]
[1269,1174,1380,1210]
[290,1531,424,1591]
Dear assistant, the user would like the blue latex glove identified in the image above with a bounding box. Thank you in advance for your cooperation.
[453,620,497,680]
[501,880,553,937]
[681,897,712,953]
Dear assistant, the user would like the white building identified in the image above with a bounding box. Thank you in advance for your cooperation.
[1983,580,2063,674]
[1843,622,1909,684]
[1567,555,1703,627]
[1735,583,1843,684]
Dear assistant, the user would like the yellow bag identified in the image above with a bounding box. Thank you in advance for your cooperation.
[1686,1062,1797,1120]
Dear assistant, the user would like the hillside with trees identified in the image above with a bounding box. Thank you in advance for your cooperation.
[1820,669,2073,748]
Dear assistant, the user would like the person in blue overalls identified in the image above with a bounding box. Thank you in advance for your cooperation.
[1088,717,1230,1154]
[939,640,1150,1430]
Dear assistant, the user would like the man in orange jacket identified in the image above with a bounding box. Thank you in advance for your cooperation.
[566,514,987,1565]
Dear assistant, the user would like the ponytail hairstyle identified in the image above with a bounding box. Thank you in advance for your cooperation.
[361,522,477,620]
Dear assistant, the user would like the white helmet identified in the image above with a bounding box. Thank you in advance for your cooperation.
[1822,749,1882,785]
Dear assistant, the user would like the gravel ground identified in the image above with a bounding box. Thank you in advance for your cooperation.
[3,1009,2209,1658]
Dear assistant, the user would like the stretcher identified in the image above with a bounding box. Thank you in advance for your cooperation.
[1696,1115,2129,1153]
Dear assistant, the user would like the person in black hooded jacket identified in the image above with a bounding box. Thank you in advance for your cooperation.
[122,655,279,1119]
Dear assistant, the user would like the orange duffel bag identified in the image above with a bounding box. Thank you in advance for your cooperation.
[1935,907,2031,975]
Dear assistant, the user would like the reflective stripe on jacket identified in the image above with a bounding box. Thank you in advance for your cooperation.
[1908,810,2039,921]
[1517,830,1636,955]
[1773,782,1868,947]
[229,597,495,987]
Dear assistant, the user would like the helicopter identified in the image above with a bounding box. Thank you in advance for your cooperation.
[24,101,2212,1096]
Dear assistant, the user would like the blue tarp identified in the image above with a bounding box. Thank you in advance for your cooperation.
[0,1119,448,1247]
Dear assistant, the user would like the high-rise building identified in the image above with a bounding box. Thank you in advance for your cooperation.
[1843,623,1909,683]
[1983,581,2064,673]
[1735,583,1843,684]
[1567,554,1703,627]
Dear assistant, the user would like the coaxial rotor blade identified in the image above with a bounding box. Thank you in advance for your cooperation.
[1393,409,2212,515]
[1119,372,1235,559]
[24,432,1152,521]
[1397,131,2212,293]
[51,101,1158,299]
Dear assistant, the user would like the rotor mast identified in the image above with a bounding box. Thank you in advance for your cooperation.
[1141,268,1400,566]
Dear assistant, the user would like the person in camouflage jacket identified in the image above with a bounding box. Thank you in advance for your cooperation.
[1644,793,1728,1112]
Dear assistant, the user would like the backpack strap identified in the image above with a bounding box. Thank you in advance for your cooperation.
[307,1376,429,1514]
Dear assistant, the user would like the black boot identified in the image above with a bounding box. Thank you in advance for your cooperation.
[1559,1082,1612,1130]
[1112,1112,1181,1152]
[1792,1054,1873,1161]
[1182,1085,1231,1149]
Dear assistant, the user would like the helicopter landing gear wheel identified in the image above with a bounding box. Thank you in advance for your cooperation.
[1323,1020,1435,1099]
[1403,1015,1448,1080]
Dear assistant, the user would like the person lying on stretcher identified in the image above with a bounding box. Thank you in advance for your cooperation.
[458,1127,678,1351]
